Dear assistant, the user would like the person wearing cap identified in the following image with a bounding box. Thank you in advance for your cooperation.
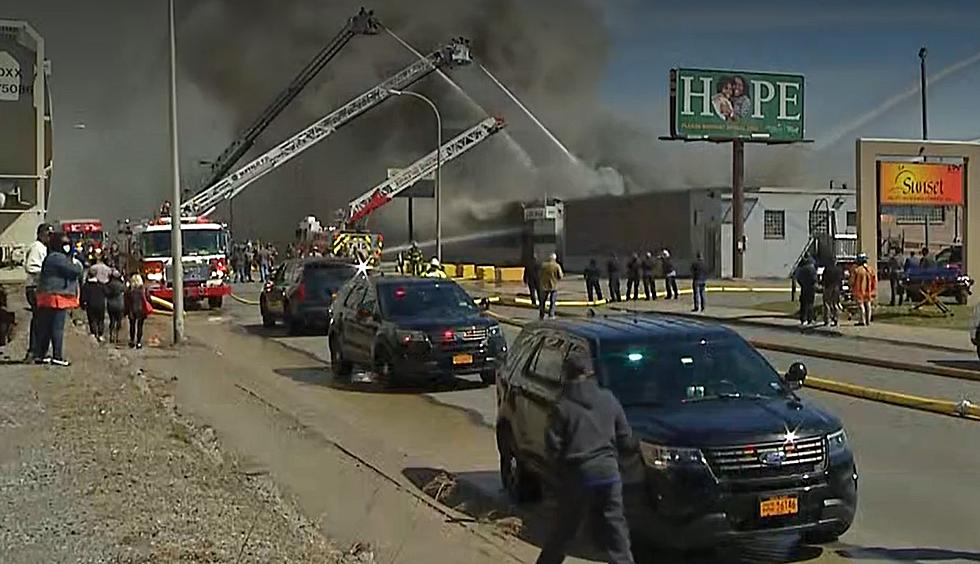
[662,249,679,300]
[537,352,637,564]
[850,253,877,326]
[538,252,564,319]
[423,257,448,279]
[34,232,83,366]
[23,223,52,360]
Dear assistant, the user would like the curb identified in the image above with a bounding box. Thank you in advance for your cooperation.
[484,309,979,422]
[747,340,980,383]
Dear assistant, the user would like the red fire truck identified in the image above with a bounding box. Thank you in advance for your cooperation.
[58,219,104,254]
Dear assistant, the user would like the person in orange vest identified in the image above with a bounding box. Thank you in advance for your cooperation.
[849,253,877,326]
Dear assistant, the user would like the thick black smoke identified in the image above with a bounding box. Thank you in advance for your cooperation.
[178,0,806,242]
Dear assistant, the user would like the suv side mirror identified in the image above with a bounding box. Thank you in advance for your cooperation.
[785,362,807,390]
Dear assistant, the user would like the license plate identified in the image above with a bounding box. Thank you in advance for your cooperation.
[452,353,474,365]
[759,495,798,518]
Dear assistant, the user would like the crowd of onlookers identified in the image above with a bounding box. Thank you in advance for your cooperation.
[229,241,279,283]
[23,223,153,367]
[523,249,709,320]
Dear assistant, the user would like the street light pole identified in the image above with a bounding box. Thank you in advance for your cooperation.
[387,89,443,261]
[168,0,185,344]
[919,46,931,250]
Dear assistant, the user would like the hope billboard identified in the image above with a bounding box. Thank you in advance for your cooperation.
[670,68,804,142]
[878,161,964,206]
[0,24,38,176]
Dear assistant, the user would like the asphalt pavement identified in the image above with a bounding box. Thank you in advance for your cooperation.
[195,282,980,563]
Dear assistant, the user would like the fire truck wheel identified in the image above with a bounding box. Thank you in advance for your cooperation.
[208,297,223,309]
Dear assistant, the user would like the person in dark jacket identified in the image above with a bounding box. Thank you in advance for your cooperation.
[662,249,679,299]
[821,261,843,327]
[81,272,107,342]
[125,274,150,349]
[104,270,126,344]
[691,252,707,312]
[919,247,936,270]
[537,353,637,564]
[524,254,541,308]
[34,233,83,366]
[795,255,818,326]
[640,252,657,300]
[606,254,622,303]
[584,258,603,303]
[887,251,904,306]
[624,253,641,301]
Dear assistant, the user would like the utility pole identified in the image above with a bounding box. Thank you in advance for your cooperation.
[732,140,745,278]
[919,46,931,251]
[168,0,185,344]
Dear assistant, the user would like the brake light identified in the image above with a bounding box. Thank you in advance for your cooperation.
[295,282,306,302]
[442,329,455,342]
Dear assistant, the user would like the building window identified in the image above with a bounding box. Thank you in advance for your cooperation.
[881,205,945,224]
[764,210,785,239]
[809,210,832,236]
[846,211,857,228]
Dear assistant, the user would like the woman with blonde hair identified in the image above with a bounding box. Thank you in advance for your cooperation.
[124,274,152,349]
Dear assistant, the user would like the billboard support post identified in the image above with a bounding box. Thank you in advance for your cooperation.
[407,196,414,242]
[732,140,745,278]
[664,67,810,279]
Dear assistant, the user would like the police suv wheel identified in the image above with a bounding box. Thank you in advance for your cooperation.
[498,429,541,503]
[329,335,352,380]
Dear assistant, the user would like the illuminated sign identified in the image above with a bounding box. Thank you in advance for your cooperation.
[878,162,964,206]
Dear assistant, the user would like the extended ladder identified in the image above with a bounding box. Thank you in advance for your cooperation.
[184,37,473,216]
[344,116,506,227]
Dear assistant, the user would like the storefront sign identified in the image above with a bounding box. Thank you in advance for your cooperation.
[878,162,964,206]
[670,68,804,141]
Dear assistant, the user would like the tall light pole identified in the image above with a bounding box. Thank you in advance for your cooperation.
[388,89,443,261]
[918,46,931,250]
[168,0,185,343]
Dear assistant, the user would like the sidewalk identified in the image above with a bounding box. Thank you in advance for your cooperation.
[463,276,975,354]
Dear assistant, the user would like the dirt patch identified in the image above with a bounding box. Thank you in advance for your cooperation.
[0,300,372,563]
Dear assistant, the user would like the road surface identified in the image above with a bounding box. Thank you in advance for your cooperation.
[168,283,980,563]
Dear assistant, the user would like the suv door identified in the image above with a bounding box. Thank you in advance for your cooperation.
[347,282,380,364]
[336,280,366,360]
[264,263,288,317]
[517,332,568,468]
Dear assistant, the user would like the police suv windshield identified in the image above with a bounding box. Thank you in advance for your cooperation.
[601,338,788,406]
[379,282,477,319]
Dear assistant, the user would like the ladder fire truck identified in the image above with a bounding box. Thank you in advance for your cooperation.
[297,116,506,263]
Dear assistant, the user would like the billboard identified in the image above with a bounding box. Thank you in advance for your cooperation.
[0,24,38,176]
[670,68,804,142]
[878,161,964,206]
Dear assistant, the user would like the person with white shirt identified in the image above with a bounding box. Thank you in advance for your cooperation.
[23,223,53,361]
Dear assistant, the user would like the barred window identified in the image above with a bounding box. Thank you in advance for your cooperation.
[764,210,785,240]
[809,210,831,236]
[881,205,945,224]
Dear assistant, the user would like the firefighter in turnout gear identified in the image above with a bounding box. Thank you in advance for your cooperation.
[406,242,425,276]
[423,257,448,279]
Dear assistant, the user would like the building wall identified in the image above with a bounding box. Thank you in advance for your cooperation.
[719,190,856,278]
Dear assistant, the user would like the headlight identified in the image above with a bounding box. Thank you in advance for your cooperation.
[395,330,428,344]
[640,442,705,469]
[147,272,164,282]
[828,429,849,457]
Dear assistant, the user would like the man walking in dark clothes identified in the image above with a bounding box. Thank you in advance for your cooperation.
[795,255,818,326]
[584,258,603,302]
[606,254,622,303]
[536,353,637,564]
[625,253,641,301]
[641,252,657,300]
[524,254,541,308]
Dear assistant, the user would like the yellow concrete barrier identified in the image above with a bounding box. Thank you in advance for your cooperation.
[443,264,459,278]
[496,266,525,283]
[477,265,496,282]
[460,264,477,280]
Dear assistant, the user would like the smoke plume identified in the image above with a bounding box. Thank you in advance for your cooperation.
[178,0,807,242]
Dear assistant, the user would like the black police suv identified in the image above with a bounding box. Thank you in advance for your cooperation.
[495,315,857,548]
[328,276,507,387]
[260,258,358,334]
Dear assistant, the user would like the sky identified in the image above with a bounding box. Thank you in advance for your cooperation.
[4,0,980,237]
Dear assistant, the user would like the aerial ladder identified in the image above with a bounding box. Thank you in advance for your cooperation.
[316,116,506,265]
[343,116,506,228]
[184,37,474,217]
[197,8,380,191]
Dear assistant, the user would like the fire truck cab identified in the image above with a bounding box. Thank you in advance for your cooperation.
[138,216,230,309]
[59,219,105,257]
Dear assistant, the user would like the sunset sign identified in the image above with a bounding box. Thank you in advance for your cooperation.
[878,162,964,206]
